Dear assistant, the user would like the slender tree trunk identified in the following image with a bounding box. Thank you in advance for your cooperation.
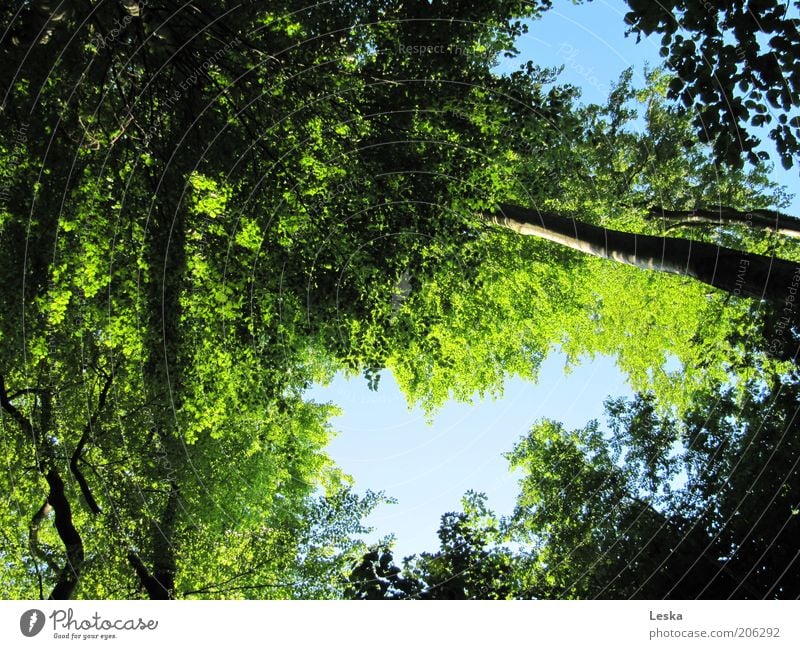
[150,481,180,599]
[491,204,800,313]
[126,482,181,599]
[45,468,85,600]
[647,205,800,239]
[69,372,113,516]
[128,552,167,599]
[139,177,188,599]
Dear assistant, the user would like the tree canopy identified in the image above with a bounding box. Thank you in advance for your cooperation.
[348,377,800,599]
[1,0,799,600]
[611,0,800,170]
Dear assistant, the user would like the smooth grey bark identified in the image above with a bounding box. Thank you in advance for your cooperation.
[647,206,800,239]
[491,203,800,310]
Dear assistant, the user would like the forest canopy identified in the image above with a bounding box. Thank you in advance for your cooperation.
[0,0,798,599]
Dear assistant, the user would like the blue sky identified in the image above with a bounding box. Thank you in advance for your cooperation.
[307,0,798,561]
[308,353,632,560]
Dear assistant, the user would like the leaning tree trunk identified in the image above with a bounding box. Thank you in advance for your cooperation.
[0,376,86,599]
[646,205,800,239]
[490,204,800,313]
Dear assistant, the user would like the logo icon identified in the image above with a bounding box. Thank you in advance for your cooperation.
[20,609,45,637]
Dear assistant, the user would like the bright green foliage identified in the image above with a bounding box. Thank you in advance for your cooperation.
[1,0,799,600]
[1,0,574,599]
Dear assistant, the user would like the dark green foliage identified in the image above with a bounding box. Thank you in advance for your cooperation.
[347,492,530,599]
[1,0,799,600]
[509,378,800,598]
[353,377,800,599]
[617,0,800,168]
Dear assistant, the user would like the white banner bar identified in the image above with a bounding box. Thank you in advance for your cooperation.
[1,600,798,648]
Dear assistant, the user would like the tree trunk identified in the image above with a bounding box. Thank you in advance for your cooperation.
[127,480,180,600]
[1,375,85,599]
[150,481,180,599]
[140,183,188,599]
[128,552,167,599]
[647,205,800,239]
[491,204,800,314]
[45,468,85,600]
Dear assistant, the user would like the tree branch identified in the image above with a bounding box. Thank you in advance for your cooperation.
[663,220,717,234]
[29,499,59,573]
[0,373,37,441]
[0,375,83,598]
[6,386,46,400]
[69,372,113,515]
[128,481,182,600]
[488,203,800,308]
[127,551,171,600]
[647,205,800,239]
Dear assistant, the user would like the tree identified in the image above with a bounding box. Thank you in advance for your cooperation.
[477,67,800,311]
[2,0,579,599]
[489,202,800,307]
[349,369,800,600]
[601,0,800,169]
[501,417,701,599]
[502,376,800,599]
[0,0,408,598]
[346,492,532,599]
[1,0,798,599]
